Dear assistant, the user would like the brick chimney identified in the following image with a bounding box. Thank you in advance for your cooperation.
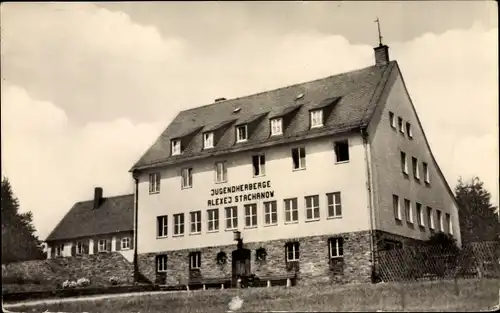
[93,187,103,209]
[374,44,390,66]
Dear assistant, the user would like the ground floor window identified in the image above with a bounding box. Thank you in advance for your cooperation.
[189,251,201,270]
[381,239,403,251]
[156,255,167,272]
[55,244,64,257]
[121,237,131,250]
[329,237,344,258]
[98,239,108,252]
[76,241,84,255]
[285,242,300,262]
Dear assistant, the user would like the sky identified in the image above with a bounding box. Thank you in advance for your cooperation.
[1,1,498,240]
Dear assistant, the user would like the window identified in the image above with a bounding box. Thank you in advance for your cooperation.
[416,203,424,226]
[190,211,202,234]
[156,255,167,272]
[389,111,396,128]
[98,239,108,252]
[252,155,266,177]
[310,109,323,128]
[225,206,238,230]
[382,239,402,251]
[284,198,298,223]
[292,147,306,170]
[55,244,64,257]
[244,204,258,227]
[406,122,413,138]
[286,242,300,261]
[171,139,181,156]
[398,117,404,133]
[327,192,342,218]
[270,118,283,136]
[427,207,435,229]
[76,241,84,255]
[121,237,130,250]
[412,157,420,180]
[437,210,443,231]
[173,213,185,236]
[401,151,408,175]
[203,132,214,149]
[305,195,320,221]
[393,195,401,220]
[215,161,228,183]
[423,162,430,184]
[446,213,453,235]
[334,140,349,163]
[264,201,277,225]
[189,252,201,270]
[149,173,160,193]
[157,215,168,237]
[181,168,193,189]
[404,199,413,224]
[207,209,219,232]
[236,125,248,142]
[329,238,344,258]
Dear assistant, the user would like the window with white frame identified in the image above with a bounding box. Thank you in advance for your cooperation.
[98,239,108,252]
[446,213,453,235]
[406,122,413,138]
[173,213,185,236]
[305,195,320,221]
[264,201,277,225]
[334,140,350,163]
[181,168,193,189]
[189,252,201,270]
[404,199,413,224]
[270,118,283,136]
[252,154,266,177]
[190,211,202,234]
[215,161,227,183]
[157,215,168,237]
[55,244,64,257]
[310,109,323,128]
[389,111,396,128]
[423,162,430,184]
[285,242,300,261]
[412,157,420,180]
[329,237,344,258]
[149,172,161,194]
[236,125,248,142]
[225,206,238,230]
[76,241,84,255]
[207,209,219,232]
[427,206,435,229]
[416,203,424,226]
[244,204,258,227]
[156,255,167,272]
[171,139,181,156]
[398,117,404,133]
[203,132,214,149]
[437,210,443,231]
[401,151,408,175]
[121,237,131,250]
[284,198,298,223]
[327,192,342,218]
[393,195,401,220]
[292,147,306,170]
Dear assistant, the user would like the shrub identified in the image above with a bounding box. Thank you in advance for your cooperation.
[109,276,119,286]
[76,277,90,287]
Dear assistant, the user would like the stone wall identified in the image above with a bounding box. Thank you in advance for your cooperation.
[138,231,372,286]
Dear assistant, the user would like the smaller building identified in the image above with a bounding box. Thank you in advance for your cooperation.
[45,187,134,262]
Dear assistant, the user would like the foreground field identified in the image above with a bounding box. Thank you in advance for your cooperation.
[4,279,499,312]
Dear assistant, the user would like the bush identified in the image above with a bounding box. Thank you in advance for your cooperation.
[76,277,90,287]
[109,276,119,286]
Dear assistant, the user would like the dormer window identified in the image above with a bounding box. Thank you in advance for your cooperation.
[270,118,283,136]
[236,125,248,143]
[310,109,323,128]
[203,132,214,149]
[171,139,182,156]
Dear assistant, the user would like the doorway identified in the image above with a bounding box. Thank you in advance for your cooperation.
[232,247,251,286]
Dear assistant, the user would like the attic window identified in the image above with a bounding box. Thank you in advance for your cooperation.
[233,108,241,113]
[310,109,323,128]
[236,125,248,143]
[270,118,283,136]
[203,132,214,149]
[171,139,182,156]
[296,93,304,100]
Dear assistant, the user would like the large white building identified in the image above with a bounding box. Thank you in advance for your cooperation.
[130,44,461,287]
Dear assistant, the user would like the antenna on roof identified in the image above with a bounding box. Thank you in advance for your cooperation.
[374,17,383,46]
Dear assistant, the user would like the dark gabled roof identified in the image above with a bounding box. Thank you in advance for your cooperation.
[131,61,397,171]
[45,194,134,242]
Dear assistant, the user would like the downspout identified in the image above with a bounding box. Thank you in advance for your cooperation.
[361,127,376,282]
[133,171,139,283]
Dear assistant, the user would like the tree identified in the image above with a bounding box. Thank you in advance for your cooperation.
[455,176,500,243]
[1,176,45,263]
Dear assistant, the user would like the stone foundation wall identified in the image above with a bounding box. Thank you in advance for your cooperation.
[137,231,372,286]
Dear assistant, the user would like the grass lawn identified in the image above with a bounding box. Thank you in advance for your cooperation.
[5,278,499,312]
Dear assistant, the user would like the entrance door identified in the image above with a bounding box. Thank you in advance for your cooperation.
[232,248,251,286]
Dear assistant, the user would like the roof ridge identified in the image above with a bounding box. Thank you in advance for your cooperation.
[179,63,380,114]
[75,193,134,204]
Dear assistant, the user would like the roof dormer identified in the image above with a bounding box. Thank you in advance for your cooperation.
[234,112,268,144]
[269,104,302,137]
[169,126,203,156]
[202,119,236,150]
[308,97,341,129]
